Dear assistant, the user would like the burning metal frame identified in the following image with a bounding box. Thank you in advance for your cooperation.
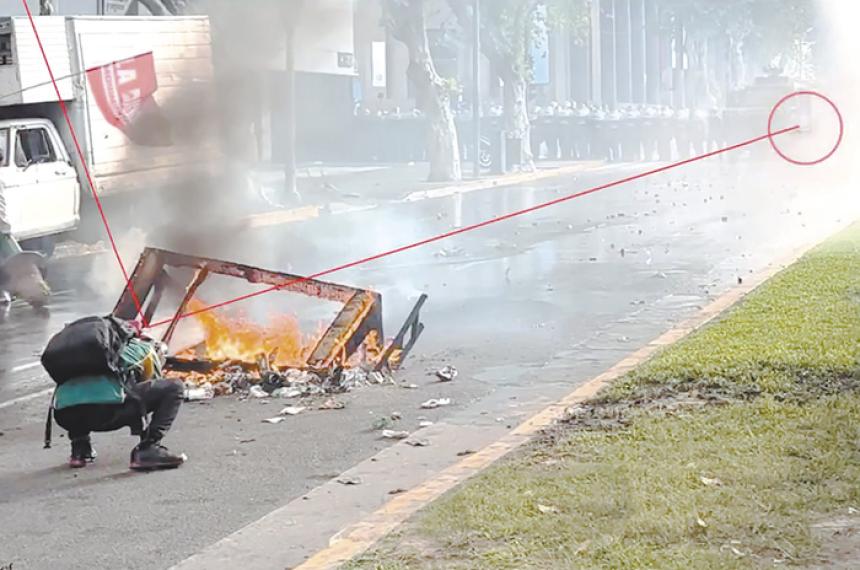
[113,248,427,373]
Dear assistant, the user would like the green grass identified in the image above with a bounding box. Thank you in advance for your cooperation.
[348,222,860,570]
[607,223,860,402]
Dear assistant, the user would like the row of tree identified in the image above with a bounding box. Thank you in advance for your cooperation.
[96,0,814,197]
[384,0,814,183]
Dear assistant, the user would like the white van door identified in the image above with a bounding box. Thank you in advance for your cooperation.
[3,124,79,241]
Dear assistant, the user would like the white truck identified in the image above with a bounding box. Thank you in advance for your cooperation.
[0,15,221,253]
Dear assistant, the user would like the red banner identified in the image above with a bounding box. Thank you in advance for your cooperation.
[87,51,158,130]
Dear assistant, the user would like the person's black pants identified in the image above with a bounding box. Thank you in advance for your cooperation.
[55,379,184,444]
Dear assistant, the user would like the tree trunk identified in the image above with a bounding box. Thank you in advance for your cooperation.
[387,0,462,182]
[408,59,462,182]
[502,72,534,171]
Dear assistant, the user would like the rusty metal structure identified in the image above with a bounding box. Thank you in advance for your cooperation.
[113,248,427,372]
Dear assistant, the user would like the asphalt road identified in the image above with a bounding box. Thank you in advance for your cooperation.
[0,157,855,569]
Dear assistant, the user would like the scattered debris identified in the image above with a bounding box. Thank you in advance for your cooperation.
[271,387,303,399]
[696,516,708,529]
[537,504,560,515]
[388,488,407,495]
[372,417,393,431]
[185,385,214,401]
[238,438,256,444]
[456,449,476,457]
[262,417,285,424]
[318,398,345,410]
[420,398,451,409]
[249,385,269,399]
[400,383,419,389]
[434,246,465,258]
[381,430,410,440]
[419,420,434,428]
[405,438,430,447]
[337,476,362,486]
[700,476,724,487]
[390,411,402,420]
[279,406,306,416]
[435,365,458,382]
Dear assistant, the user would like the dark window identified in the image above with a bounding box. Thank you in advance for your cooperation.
[15,127,56,168]
[0,33,12,66]
[0,128,8,167]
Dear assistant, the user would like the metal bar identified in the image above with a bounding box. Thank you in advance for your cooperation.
[142,270,169,325]
[375,293,428,371]
[113,247,163,320]
[150,248,358,303]
[161,266,210,347]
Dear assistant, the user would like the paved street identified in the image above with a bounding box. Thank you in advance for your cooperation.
[0,157,856,569]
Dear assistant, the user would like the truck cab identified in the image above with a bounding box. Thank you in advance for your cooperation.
[0,118,80,250]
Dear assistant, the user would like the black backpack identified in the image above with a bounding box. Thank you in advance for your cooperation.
[41,315,135,385]
[41,315,142,449]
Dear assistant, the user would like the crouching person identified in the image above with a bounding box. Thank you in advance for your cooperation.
[42,315,186,471]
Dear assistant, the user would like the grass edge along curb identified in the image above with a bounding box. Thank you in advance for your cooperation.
[348,221,860,570]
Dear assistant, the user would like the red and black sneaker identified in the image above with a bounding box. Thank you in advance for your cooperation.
[129,442,185,471]
[69,437,97,469]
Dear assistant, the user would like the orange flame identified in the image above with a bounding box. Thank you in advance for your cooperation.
[185,299,321,368]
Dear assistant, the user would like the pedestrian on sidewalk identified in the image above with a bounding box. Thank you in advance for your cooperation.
[43,316,187,471]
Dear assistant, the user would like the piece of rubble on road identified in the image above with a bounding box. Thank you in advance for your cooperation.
[185,384,214,401]
[405,438,430,447]
[381,430,410,440]
[318,398,345,410]
[434,365,458,382]
[279,406,306,416]
[336,476,362,486]
[271,387,303,399]
[420,398,451,409]
[262,417,285,424]
[249,386,269,399]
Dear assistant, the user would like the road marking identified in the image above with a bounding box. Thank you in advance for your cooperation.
[290,225,848,570]
[0,387,52,410]
[11,361,41,373]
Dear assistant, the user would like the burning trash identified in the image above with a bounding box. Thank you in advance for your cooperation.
[112,248,428,401]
